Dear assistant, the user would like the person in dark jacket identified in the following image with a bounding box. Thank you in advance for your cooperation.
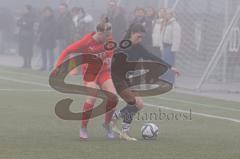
[37,7,57,71]
[131,7,150,48]
[145,7,157,52]
[105,0,127,43]
[56,3,75,54]
[132,7,147,26]
[131,7,156,52]
[0,8,14,54]
[71,7,94,40]
[17,5,35,69]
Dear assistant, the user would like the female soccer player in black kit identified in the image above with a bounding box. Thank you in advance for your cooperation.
[110,23,179,141]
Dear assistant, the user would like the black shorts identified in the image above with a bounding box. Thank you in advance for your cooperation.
[112,75,130,94]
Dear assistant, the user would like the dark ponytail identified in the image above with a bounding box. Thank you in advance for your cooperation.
[123,23,146,40]
[96,17,112,32]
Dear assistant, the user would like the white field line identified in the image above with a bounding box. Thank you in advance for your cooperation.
[0,69,240,112]
[0,76,49,88]
[0,88,54,92]
[1,69,240,112]
[0,69,47,79]
[1,75,240,124]
[157,96,240,112]
[145,103,240,123]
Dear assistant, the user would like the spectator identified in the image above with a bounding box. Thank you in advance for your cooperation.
[132,7,147,27]
[144,7,156,51]
[152,8,166,58]
[161,9,181,84]
[37,7,57,71]
[56,3,75,55]
[69,7,94,75]
[17,5,35,69]
[0,8,14,54]
[105,0,127,43]
[72,7,94,40]
[132,7,154,49]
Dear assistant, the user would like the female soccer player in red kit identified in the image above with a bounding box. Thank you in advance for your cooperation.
[56,18,118,140]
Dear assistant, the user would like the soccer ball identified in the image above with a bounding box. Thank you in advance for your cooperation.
[141,123,159,140]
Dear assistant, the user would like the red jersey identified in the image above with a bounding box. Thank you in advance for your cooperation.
[56,32,113,73]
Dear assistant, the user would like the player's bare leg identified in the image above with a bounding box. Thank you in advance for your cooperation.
[80,81,98,140]
[101,79,118,139]
[112,89,144,141]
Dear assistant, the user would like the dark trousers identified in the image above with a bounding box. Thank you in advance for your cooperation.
[22,55,32,68]
[19,47,33,69]
[56,39,69,61]
[41,48,54,71]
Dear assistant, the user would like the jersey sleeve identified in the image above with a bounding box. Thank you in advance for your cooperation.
[139,45,172,68]
[56,35,89,67]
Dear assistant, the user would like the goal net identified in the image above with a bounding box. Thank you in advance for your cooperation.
[174,0,240,93]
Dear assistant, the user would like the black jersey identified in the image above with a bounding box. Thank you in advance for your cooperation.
[111,44,171,93]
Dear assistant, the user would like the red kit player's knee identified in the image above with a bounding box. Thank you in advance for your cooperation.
[106,95,118,112]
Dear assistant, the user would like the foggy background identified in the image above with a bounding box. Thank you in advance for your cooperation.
[0,0,240,99]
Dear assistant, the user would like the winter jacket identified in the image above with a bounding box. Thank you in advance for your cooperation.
[152,18,164,49]
[162,18,181,52]
[38,16,57,49]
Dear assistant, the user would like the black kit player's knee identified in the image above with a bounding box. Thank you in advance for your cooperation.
[120,104,140,124]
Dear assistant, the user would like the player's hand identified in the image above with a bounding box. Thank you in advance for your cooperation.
[171,67,180,77]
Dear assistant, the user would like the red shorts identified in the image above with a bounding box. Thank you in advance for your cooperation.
[82,68,111,86]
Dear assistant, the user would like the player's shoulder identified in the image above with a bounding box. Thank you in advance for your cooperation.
[81,32,95,41]
[76,32,96,45]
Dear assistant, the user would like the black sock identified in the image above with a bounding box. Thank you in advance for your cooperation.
[120,104,139,124]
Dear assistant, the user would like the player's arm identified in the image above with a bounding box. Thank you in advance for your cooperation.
[139,45,180,76]
[138,45,171,68]
[56,37,88,67]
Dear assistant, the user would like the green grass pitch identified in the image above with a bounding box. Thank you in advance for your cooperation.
[0,66,240,159]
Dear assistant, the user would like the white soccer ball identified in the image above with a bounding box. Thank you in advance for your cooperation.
[141,123,159,140]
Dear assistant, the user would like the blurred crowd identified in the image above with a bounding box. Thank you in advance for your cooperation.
[0,0,181,75]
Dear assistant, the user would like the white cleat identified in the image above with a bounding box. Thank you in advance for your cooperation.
[80,128,88,140]
[111,124,137,141]
[110,111,137,141]
[120,132,137,141]
[102,123,115,139]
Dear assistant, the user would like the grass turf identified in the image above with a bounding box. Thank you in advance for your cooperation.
[0,67,240,159]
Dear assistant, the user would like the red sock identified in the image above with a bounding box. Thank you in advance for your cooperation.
[105,99,118,125]
[81,102,94,128]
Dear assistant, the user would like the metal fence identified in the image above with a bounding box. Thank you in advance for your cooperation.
[174,0,240,93]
